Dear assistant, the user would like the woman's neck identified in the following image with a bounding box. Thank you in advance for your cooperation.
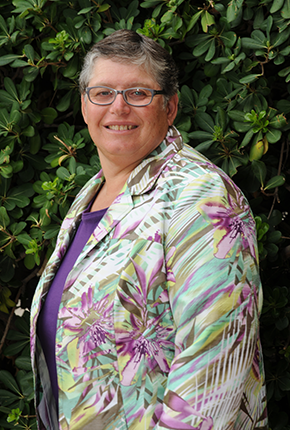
[90,167,133,212]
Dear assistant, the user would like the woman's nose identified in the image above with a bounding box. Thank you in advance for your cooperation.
[109,92,130,115]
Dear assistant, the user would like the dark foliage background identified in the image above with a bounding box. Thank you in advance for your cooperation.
[0,0,290,428]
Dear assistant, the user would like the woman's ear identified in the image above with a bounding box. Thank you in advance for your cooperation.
[166,93,179,126]
[81,94,88,124]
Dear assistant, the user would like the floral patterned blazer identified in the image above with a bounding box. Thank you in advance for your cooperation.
[30,126,268,430]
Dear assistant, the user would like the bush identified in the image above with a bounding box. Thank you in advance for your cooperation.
[0,0,290,428]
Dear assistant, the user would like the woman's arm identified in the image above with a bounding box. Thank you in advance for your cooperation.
[155,171,267,430]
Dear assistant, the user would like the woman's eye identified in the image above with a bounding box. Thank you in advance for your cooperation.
[129,90,147,98]
[98,91,111,97]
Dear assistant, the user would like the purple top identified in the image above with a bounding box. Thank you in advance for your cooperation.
[37,203,107,408]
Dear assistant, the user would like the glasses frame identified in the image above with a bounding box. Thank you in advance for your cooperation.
[85,86,166,107]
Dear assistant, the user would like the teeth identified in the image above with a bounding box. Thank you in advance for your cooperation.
[107,125,135,130]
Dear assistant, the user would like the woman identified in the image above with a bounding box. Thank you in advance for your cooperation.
[30,30,268,430]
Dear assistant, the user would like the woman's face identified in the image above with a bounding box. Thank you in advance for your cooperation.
[81,58,178,169]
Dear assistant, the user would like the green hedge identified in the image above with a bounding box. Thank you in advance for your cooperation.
[0,0,290,428]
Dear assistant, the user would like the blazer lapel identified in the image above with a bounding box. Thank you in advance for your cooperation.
[68,182,134,272]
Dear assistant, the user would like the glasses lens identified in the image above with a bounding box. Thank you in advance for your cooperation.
[124,88,153,106]
[88,87,115,105]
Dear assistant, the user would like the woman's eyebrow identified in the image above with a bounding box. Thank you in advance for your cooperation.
[89,82,155,88]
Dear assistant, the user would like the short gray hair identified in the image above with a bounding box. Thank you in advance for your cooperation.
[79,30,179,103]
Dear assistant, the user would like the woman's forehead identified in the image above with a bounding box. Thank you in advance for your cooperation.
[89,58,159,88]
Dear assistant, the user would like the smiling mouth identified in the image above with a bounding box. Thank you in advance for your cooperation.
[106,125,137,131]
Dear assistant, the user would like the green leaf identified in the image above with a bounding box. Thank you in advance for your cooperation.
[16,232,32,246]
[98,3,110,12]
[0,54,22,66]
[175,115,191,131]
[228,154,243,177]
[24,44,34,62]
[78,6,94,14]
[62,56,79,78]
[269,114,287,129]
[140,0,162,7]
[221,61,235,74]
[0,255,15,282]
[253,7,264,30]
[272,28,290,47]
[212,57,231,65]
[180,85,195,106]
[194,140,214,152]
[4,77,18,100]
[0,206,10,228]
[10,222,26,235]
[6,188,30,209]
[188,131,213,140]
[241,38,266,50]
[268,210,283,227]
[6,330,28,341]
[3,339,29,356]
[0,371,20,394]
[23,67,39,81]
[194,112,215,133]
[0,389,19,406]
[0,164,13,178]
[201,10,215,33]
[187,10,203,32]
[264,175,285,190]
[227,0,243,22]
[204,62,220,77]
[11,59,29,68]
[280,46,290,56]
[239,74,261,84]
[217,106,227,131]
[276,316,289,331]
[0,14,8,33]
[56,166,70,180]
[205,39,215,61]
[228,110,246,121]
[192,37,212,56]
[23,125,35,137]
[265,128,282,143]
[220,31,237,48]
[15,356,32,371]
[233,121,251,133]
[56,90,73,112]
[199,84,213,100]
[282,0,290,19]
[251,160,267,186]
[239,129,254,148]
[41,107,57,125]
[24,253,36,269]
[0,90,16,105]
[267,230,282,243]
[270,0,284,13]
[43,224,60,239]
[79,27,92,44]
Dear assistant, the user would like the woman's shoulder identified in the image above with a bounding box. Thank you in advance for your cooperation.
[165,143,230,187]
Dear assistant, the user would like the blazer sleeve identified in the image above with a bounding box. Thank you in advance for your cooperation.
[154,170,267,430]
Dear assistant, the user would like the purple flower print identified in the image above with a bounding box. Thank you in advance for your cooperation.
[198,189,257,260]
[116,257,175,386]
[59,288,113,361]
[117,313,174,386]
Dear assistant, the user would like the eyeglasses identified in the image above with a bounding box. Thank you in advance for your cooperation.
[85,86,165,107]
